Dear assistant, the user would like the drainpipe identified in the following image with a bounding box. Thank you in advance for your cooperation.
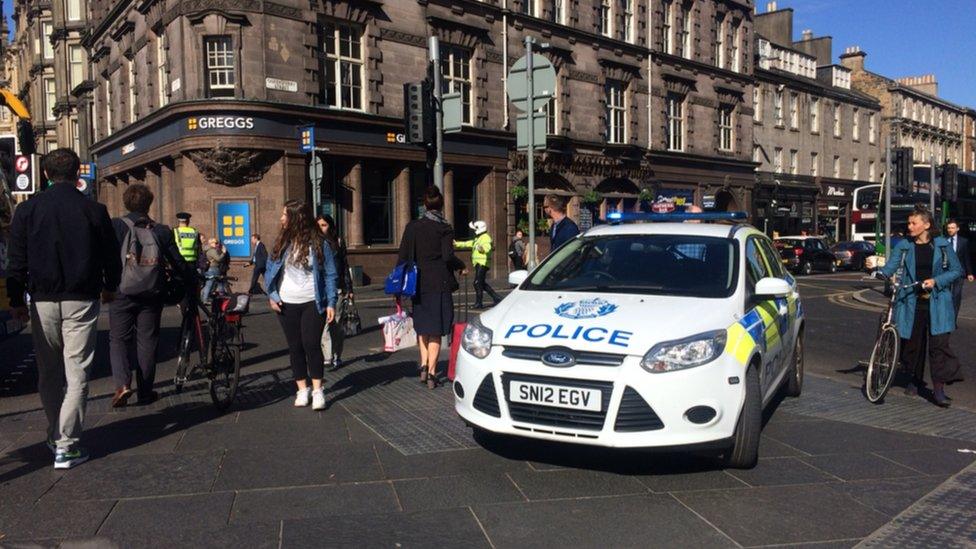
[502,0,509,129]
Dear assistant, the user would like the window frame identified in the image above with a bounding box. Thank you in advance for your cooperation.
[441,45,474,126]
[600,0,613,37]
[43,76,56,121]
[852,107,860,141]
[621,0,635,43]
[665,92,685,151]
[66,0,83,21]
[605,80,627,144]
[789,92,799,130]
[730,21,740,72]
[204,35,237,98]
[774,147,783,173]
[662,1,673,54]
[752,87,762,123]
[41,21,54,60]
[323,21,365,111]
[719,103,734,152]
[774,90,784,127]
[157,32,169,107]
[833,102,842,137]
[810,152,819,177]
[69,44,84,91]
[715,13,725,68]
[810,97,820,134]
[789,149,798,175]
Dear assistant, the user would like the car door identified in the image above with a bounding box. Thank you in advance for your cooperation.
[757,237,798,370]
[745,237,785,396]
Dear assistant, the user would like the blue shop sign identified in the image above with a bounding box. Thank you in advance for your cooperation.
[216,202,251,258]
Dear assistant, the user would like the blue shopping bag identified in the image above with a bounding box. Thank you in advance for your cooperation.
[384,262,418,296]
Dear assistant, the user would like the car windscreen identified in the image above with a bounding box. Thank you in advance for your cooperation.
[523,234,738,298]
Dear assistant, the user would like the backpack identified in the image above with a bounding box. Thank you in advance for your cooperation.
[118,217,164,298]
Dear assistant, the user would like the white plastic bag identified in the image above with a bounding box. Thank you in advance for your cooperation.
[379,302,417,353]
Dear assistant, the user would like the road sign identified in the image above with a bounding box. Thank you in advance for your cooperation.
[309,154,323,186]
[516,111,547,150]
[76,178,88,193]
[79,162,96,181]
[299,125,315,153]
[442,92,463,133]
[507,53,557,112]
[14,173,31,193]
[15,155,29,174]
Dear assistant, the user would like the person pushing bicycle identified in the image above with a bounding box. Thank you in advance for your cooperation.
[877,206,963,407]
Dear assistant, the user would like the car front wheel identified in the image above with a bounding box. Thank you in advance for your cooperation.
[800,262,813,276]
[784,332,803,397]
[724,364,761,469]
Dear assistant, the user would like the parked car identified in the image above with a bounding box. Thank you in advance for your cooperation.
[831,241,875,271]
[774,236,839,275]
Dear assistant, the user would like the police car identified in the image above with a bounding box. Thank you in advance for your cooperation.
[453,212,803,468]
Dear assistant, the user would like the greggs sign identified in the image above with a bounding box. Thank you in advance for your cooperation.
[188,116,256,130]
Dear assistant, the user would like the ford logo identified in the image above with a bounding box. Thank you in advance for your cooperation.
[541,348,576,367]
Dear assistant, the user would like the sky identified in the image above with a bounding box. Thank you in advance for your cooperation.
[2,0,973,107]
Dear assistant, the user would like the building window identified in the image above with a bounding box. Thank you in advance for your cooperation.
[127,60,137,122]
[545,96,558,135]
[71,117,79,153]
[810,152,819,177]
[774,147,783,173]
[868,112,876,144]
[912,101,918,121]
[324,22,364,110]
[789,92,798,129]
[67,0,83,21]
[69,45,84,90]
[441,46,473,125]
[833,156,840,178]
[42,22,53,59]
[810,97,820,133]
[774,90,783,126]
[715,14,725,68]
[44,77,56,121]
[852,158,859,180]
[852,108,860,141]
[204,36,236,98]
[789,149,798,175]
[730,21,740,72]
[676,2,692,59]
[719,104,734,151]
[666,92,684,151]
[364,167,394,245]
[622,0,635,43]
[104,80,112,136]
[520,0,535,15]
[752,88,762,123]
[869,160,876,182]
[753,144,761,165]
[606,80,626,144]
[157,33,169,107]
[46,139,58,154]
[833,103,841,137]
[600,0,612,37]
[549,0,565,23]
[662,1,673,54]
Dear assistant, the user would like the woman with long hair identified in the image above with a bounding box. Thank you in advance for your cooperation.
[880,206,963,407]
[316,214,351,370]
[265,200,338,410]
[397,187,466,388]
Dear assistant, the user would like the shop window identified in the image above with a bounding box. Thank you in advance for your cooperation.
[441,46,472,125]
[453,180,478,235]
[204,36,236,98]
[606,80,626,144]
[324,21,364,110]
[364,168,394,245]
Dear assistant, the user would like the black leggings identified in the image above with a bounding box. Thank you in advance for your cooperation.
[901,306,962,385]
[277,301,326,381]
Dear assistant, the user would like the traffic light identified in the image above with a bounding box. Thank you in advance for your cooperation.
[16,120,36,155]
[941,163,958,202]
[893,147,913,195]
[403,80,433,145]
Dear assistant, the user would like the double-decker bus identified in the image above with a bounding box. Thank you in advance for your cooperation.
[851,167,947,243]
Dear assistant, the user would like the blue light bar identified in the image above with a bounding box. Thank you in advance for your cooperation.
[606,211,748,223]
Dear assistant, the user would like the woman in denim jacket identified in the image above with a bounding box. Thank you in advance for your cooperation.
[880,207,963,407]
[265,200,338,410]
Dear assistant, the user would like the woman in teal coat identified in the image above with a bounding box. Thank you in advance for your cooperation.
[880,207,963,407]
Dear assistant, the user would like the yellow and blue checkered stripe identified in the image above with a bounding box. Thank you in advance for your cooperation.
[724,295,798,366]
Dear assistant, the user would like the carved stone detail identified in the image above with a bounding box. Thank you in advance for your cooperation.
[379,28,426,48]
[187,143,282,187]
[568,70,599,84]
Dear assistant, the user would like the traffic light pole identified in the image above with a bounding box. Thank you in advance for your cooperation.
[930,155,936,215]
[884,134,892,260]
[429,37,444,193]
[526,36,537,270]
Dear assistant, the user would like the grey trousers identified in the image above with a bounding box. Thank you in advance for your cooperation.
[31,300,100,451]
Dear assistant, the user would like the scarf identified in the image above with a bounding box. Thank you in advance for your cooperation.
[423,209,448,224]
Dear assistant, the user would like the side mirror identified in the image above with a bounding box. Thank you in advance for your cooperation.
[508,270,529,286]
[755,277,791,299]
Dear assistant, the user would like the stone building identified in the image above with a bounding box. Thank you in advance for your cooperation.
[83,0,756,283]
[840,50,966,171]
[752,4,882,240]
[11,0,89,156]
[964,108,976,174]
[0,16,20,154]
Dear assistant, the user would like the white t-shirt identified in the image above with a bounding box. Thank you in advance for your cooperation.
[278,248,315,304]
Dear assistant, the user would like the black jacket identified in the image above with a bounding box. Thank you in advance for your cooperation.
[252,241,268,270]
[398,217,465,294]
[951,234,972,278]
[112,212,194,284]
[7,182,122,306]
[550,216,580,251]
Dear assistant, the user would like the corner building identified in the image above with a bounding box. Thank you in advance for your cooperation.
[87,0,755,282]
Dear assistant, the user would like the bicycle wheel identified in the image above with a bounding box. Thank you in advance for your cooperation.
[174,315,195,392]
[866,325,900,403]
[208,330,241,411]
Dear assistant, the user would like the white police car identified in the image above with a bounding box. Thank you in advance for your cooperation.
[453,212,804,468]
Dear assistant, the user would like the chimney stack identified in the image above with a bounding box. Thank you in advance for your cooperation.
[896,74,939,97]
[766,1,778,12]
[839,45,865,72]
[801,29,813,41]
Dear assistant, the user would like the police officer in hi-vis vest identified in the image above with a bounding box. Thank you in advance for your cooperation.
[174,212,202,267]
[455,220,502,309]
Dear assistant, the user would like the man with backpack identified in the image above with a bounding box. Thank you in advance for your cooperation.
[109,183,189,407]
[6,149,121,469]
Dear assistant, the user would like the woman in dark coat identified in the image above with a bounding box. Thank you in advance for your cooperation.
[398,187,466,388]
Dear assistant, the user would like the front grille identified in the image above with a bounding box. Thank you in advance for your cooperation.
[614,387,665,432]
[501,346,625,367]
[501,373,612,431]
[472,375,501,417]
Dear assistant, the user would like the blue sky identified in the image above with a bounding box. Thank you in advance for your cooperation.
[3,0,973,107]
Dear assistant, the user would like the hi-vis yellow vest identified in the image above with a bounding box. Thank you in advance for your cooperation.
[455,233,493,266]
[174,226,199,261]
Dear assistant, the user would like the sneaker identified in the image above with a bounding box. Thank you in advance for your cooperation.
[333,357,342,370]
[54,447,89,470]
[311,389,327,411]
[294,388,311,407]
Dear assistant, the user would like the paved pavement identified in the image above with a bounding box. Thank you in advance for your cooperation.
[1,276,976,547]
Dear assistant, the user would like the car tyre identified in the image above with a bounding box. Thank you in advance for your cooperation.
[800,262,813,276]
[828,262,838,274]
[724,364,761,469]
[784,331,803,397]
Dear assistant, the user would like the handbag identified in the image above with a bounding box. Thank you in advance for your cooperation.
[378,298,417,352]
[384,228,419,296]
[340,294,362,337]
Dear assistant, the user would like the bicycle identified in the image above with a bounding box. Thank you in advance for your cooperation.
[174,275,246,410]
[864,271,920,403]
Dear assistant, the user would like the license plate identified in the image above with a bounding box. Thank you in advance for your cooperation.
[509,381,601,412]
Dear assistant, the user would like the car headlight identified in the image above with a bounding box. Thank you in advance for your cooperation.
[461,317,493,359]
[641,330,727,373]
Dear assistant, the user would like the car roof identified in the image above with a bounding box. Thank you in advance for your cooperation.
[583,222,759,239]
[774,235,823,240]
